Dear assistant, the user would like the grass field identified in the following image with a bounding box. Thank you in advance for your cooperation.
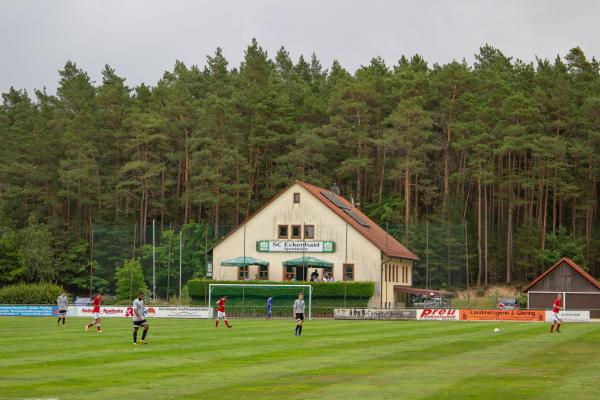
[1,317,600,400]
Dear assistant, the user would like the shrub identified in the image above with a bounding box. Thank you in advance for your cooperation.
[114,259,148,301]
[0,283,64,304]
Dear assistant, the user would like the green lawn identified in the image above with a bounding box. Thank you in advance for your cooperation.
[1,317,599,400]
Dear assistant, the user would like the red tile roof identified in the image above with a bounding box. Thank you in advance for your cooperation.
[297,181,418,260]
[523,257,600,292]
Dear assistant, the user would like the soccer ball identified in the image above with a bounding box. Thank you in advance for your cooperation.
[494,328,500,333]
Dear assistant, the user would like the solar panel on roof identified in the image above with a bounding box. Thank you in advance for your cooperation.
[320,190,350,210]
[343,208,371,227]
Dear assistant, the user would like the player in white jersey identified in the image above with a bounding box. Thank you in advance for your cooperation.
[293,293,305,336]
[57,293,68,326]
[132,292,149,345]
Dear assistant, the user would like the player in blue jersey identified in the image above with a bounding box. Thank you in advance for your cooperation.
[266,296,273,319]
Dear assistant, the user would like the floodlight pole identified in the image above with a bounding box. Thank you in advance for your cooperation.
[152,219,156,300]
[179,229,183,303]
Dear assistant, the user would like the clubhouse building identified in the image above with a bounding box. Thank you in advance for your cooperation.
[209,181,418,307]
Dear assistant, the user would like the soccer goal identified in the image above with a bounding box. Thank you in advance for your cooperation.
[208,284,312,319]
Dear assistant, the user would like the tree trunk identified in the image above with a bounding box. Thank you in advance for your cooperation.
[476,175,483,286]
[484,183,489,286]
[404,167,410,238]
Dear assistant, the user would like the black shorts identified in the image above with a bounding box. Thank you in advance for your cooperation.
[295,313,304,321]
[133,319,148,327]
[59,310,66,315]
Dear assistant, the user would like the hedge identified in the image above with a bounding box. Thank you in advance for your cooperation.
[0,283,64,305]
[187,279,375,317]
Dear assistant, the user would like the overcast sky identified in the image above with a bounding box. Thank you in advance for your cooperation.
[1,0,599,95]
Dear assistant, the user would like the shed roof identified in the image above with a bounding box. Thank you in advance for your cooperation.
[523,257,600,292]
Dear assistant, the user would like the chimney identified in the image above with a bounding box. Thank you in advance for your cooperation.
[330,183,341,195]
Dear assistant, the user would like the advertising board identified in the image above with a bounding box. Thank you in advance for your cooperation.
[146,306,212,319]
[416,309,459,321]
[0,305,58,317]
[460,309,545,321]
[68,305,212,319]
[334,308,416,320]
[544,310,590,322]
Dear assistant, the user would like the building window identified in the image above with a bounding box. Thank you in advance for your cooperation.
[291,225,302,239]
[238,266,249,280]
[304,225,315,239]
[293,193,301,204]
[284,266,295,281]
[343,264,354,281]
[259,265,269,280]
[278,225,289,239]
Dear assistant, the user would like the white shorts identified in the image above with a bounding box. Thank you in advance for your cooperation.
[550,312,562,323]
[93,312,101,320]
[217,311,226,319]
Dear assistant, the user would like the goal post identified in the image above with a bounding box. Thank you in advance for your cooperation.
[208,284,312,320]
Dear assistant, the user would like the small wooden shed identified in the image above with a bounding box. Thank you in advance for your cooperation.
[524,257,600,318]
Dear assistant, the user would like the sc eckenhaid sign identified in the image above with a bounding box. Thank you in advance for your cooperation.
[256,240,335,253]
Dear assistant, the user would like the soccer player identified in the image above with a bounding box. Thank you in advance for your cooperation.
[550,293,563,333]
[57,292,68,326]
[86,292,104,333]
[133,292,149,345]
[215,296,232,328]
[293,293,305,336]
[266,296,273,319]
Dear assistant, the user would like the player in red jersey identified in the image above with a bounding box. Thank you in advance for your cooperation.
[550,293,563,333]
[86,293,104,333]
[215,296,232,328]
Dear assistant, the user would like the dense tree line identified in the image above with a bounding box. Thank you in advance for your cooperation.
[1,40,599,292]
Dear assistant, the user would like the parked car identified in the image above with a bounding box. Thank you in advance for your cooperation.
[74,297,91,306]
[498,297,519,309]
[411,295,451,309]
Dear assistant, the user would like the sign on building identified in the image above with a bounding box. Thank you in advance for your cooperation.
[257,240,335,253]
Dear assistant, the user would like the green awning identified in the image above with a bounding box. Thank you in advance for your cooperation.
[283,256,333,268]
[221,256,269,267]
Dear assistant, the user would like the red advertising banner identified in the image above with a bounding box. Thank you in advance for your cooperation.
[460,309,545,321]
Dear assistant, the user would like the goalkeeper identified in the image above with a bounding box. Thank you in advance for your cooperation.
[266,296,273,319]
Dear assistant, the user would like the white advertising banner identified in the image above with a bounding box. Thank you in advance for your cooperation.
[146,306,212,319]
[544,310,590,322]
[68,305,212,319]
[72,306,131,318]
[334,308,417,320]
[416,308,460,321]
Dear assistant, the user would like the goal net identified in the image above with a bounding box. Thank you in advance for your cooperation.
[208,284,312,319]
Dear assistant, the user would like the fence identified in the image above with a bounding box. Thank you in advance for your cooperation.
[90,221,212,301]
[84,219,469,302]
